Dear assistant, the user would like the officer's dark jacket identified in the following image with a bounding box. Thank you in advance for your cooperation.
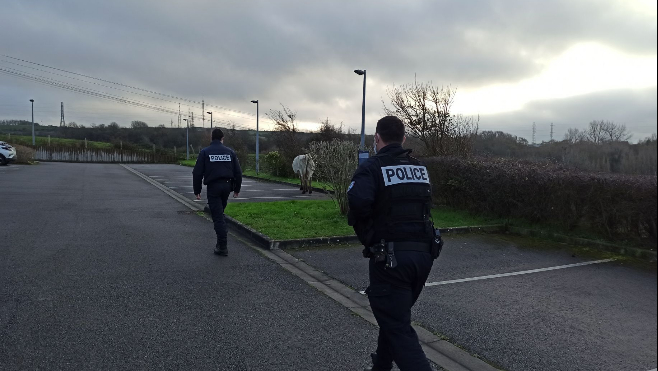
[347,143,433,247]
[192,140,243,195]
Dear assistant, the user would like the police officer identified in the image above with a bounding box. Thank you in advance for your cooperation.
[348,116,440,371]
[193,128,243,256]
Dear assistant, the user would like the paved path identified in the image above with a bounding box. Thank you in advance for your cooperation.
[290,235,658,371]
[0,163,377,370]
[129,164,328,204]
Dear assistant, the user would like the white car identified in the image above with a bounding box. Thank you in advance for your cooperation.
[0,141,17,165]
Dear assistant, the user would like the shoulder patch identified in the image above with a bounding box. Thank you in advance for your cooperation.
[347,181,355,192]
[381,165,430,186]
[209,154,231,162]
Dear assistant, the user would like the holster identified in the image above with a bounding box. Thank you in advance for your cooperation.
[431,229,444,260]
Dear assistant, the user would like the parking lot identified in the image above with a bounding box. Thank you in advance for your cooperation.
[289,234,657,371]
[128,164,328,204]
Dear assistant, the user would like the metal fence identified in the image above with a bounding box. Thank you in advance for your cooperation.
[33,146,177,163]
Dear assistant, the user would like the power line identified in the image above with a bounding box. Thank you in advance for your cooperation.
[1,55,261,120]
[0,60,255,123]
[0,68,251,130]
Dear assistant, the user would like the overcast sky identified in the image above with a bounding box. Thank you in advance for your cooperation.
[1,0,656,142]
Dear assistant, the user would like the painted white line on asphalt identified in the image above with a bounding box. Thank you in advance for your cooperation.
[193,199,206,202]
[647,368,657,371]
[425,259,616,287]
[241,190,264,192]
[273,189,301,191]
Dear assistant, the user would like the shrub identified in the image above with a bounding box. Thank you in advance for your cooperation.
[11,144,35,164]
[424,156,657,245]
[262,151,288,176]
[309,140,359,215]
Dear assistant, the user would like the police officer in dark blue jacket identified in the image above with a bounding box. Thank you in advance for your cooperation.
[348,116,439,371]
[193,129,243,256]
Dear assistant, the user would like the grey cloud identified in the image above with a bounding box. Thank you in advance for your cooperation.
[1,0,655,132]
[482,87,657,143]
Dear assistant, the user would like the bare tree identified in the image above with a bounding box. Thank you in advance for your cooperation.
[586,120,632,143]
[564,128,587,143]
[267,104,302,176]
[384,81,477,156]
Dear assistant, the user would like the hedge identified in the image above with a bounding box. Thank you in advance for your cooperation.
[424,157,657,245]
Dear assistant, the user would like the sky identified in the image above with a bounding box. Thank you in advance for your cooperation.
[1,0,656,143]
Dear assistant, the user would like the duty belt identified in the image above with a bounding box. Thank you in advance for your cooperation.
[392,241,432,253]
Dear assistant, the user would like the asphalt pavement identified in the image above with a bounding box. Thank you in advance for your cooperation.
[128,164,328,204]
[290,235,658,371]
[0,163,378,371]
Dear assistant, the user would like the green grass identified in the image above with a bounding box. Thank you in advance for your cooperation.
[430,208,505,228]
[225,201,504,240]
[180,159,196,167]
[225,200,353,240]
[5,135,114,149]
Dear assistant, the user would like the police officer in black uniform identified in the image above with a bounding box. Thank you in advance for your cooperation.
[193,128,243,256]
[348,116,442,371]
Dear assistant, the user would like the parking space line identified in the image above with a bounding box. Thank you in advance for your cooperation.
[425,259,616,287]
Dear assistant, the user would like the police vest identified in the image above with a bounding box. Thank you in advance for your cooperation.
[371,149,433,244]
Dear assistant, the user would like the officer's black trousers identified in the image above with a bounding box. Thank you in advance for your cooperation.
[206,181,232,247]
[366,250,434,371]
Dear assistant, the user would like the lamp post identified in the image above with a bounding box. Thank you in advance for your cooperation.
[354,69,366,150]
[183,118,189,160]
[206,111,213,129]
[251,100,259,175]
[29,99,35,145]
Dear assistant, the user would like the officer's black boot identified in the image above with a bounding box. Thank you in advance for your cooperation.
[213,243,228,256]
[364,353,392,371]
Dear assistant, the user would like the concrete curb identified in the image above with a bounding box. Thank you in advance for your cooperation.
[123,163,502,371]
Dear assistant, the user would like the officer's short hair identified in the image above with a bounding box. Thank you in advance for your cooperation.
[212,128,224,141]
[376,116,405,143]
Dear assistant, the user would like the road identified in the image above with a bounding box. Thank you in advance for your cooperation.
[0,163,377,371]
[290,235,658,371]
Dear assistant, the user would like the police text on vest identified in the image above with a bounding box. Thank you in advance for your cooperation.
[209,155,231,162]
[381,165,430,186]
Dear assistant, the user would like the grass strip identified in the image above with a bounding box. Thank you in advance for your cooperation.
[225,200,504,240]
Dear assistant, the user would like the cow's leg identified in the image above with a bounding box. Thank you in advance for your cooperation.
[298,173,304,191]
[308,176,313,194]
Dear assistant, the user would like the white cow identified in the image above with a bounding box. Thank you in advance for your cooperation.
[292,154,316,194]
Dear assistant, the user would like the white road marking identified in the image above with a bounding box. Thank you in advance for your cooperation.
[193,199,206,202]
[273,189,301,191]
[425,259,616,287]
[647,368,657,371]
[168,187,178,189]
[149,176,163,178]
[242,190,264,192]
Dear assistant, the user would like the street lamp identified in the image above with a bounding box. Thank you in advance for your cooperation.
[29,99,35,145]
[251,100,260,175]
[354,69,366,150]
[183,118,189,160]
[206,111,213,129]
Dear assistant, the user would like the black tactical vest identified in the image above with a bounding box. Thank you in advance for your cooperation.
[371,148,434,244]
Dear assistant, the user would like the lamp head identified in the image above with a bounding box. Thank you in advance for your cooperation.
[354,69,365,75]
[29,99,34,102]
[251,100,258,104]
[207,111,212,115]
